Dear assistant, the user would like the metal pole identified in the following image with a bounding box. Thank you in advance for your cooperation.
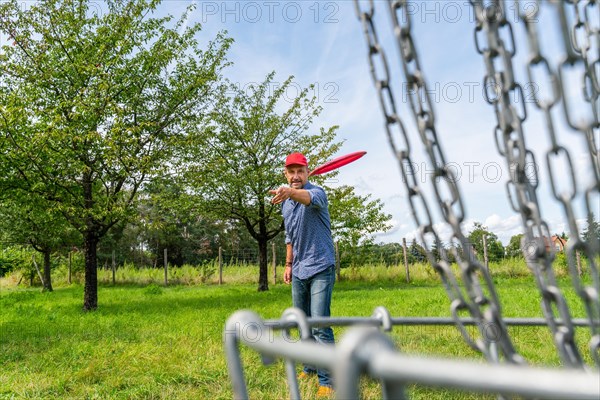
[370,350,600,399]
[264,316,596,329]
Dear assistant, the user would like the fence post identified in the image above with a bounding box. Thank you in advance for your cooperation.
[482,234,489,271]
[68,251,72,284]
[272,242,276,285]
[219,246,223,285]
[335,241,341,281]
[112,250,116,285]
[402,238,410,283]
[576,249,582,276]
[163,248,168,286]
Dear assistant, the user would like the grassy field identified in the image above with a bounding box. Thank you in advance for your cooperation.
[0,265,596,399]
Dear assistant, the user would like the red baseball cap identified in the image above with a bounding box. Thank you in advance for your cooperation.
[285,152,308,167]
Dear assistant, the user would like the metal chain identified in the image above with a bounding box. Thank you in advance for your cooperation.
[354,0,524,365]
[547,0,600,366]
[518,0,599,366]
[355,0,598,369]
[470,0,594,368]
[569,0,600,127]
[554,0,600,179]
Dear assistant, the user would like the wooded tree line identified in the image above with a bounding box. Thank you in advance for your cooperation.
[0,0,391,310]
[352,215,599,268]
[4,212,598,274]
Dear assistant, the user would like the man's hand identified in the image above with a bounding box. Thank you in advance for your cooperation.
[269,186,292,204]
[284,265,292,284]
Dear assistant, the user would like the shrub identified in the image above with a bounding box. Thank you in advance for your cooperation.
[553,252,569,277]
[198,260,216,283]
[144,283,163,295]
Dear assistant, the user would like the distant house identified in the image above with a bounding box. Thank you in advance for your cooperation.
[545,235,567,252]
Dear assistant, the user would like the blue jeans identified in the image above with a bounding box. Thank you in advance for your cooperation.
[291,265,335,388]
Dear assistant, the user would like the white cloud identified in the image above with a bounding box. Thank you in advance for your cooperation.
[484,214,523,244]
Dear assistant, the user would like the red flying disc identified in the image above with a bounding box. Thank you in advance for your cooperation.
[309,151,367,176]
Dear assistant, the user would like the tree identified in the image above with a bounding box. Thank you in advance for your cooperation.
[582,212,600,249]
[138,178,227,266]
[409,239,426,263]
[467,222,504,263]
[559,232,569,241]
[430,239,442,262]
[186,72,341,291]
[506,233,524,258]
[328,185,391,265]
[0,193,80,291]
[0,0,231,310]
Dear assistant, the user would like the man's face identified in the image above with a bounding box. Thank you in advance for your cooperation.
[284,165,309,189]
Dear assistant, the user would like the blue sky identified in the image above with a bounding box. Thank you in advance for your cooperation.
[161,0,598,245]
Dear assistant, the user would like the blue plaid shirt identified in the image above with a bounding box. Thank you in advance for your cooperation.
[282,182,335,280]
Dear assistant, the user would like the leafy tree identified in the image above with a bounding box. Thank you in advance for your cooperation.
[328,185,392,263]
[0,245,33,278]
[378,242,404,266]
[0,0,231,310]
[138,179,204,266]
[186,72,341,291]
[135,178,217,267]
[467,222,504,263]
[506,233,524,258]
[0,193,80,291]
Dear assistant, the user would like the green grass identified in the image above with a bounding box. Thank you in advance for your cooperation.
[0,267,596,399]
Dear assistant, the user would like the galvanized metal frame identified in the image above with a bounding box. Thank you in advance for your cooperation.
[224,307,600,399]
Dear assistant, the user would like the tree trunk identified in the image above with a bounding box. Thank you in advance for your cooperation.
[82,170,98,311]
[257,238,269,291]
[83,230,99,311]
[43,250,53,292]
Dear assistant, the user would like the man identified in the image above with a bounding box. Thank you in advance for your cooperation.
[269,152,336,397]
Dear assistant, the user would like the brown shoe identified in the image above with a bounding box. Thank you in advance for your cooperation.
[317,385,335,398]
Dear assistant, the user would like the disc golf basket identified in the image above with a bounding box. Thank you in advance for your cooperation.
[224,1,599,398]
